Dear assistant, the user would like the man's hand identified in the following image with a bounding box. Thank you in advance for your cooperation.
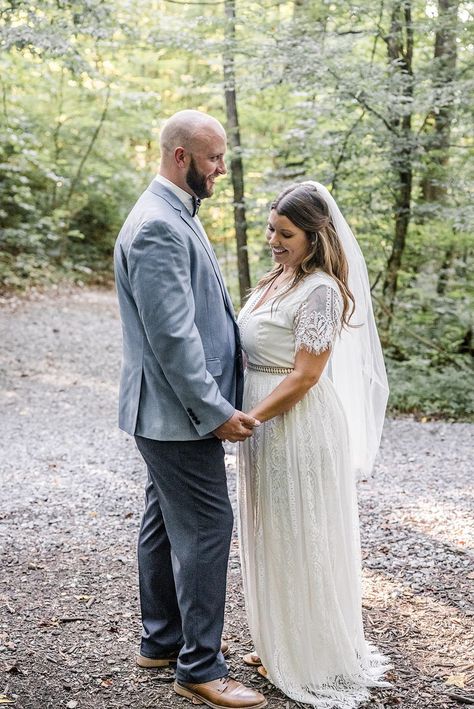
[213,411,260,442]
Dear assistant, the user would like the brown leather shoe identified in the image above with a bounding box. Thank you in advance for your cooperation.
[174,676,267,708]
[136,641,230,668]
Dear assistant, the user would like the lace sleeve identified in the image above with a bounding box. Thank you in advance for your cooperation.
[293,284,342,356]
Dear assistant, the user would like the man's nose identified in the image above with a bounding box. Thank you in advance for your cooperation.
[217,158,227,175]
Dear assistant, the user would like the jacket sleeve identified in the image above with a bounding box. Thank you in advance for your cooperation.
[127,218,235,436]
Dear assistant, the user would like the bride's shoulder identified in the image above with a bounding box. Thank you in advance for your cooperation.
[300,270,340,294]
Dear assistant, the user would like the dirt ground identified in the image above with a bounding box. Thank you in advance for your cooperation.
[0,287,473,709]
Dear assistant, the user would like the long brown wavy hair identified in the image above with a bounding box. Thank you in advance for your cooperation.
[255,182,355,328]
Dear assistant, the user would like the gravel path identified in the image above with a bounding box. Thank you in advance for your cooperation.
[0,287,472,709]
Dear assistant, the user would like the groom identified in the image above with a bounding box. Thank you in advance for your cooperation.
[114,110,265,709]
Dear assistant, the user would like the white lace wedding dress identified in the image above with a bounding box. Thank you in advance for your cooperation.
[237,271,390,708]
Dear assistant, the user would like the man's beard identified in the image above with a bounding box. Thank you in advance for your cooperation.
[185,156,211,199]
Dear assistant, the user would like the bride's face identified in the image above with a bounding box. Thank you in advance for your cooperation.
[266,210,310,269]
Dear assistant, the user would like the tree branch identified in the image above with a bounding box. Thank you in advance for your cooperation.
[417,111,434,136]
[331,109,366,192]
[370,2,386,67]
[65,85,111,209]
[325,67,397,135]
[349,90,397,135]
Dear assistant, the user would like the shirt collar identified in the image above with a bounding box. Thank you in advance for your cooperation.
[155,174,195,217]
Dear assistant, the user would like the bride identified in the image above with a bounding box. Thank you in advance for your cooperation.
[237,181,391,708]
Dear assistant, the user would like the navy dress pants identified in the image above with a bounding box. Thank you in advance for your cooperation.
[135,435,233,684]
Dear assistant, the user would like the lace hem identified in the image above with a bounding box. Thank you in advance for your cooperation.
[268,644,392,708]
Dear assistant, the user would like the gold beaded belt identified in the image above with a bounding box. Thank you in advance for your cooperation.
[247,362,294,374]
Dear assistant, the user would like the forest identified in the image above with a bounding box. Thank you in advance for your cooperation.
[0,0,473,418]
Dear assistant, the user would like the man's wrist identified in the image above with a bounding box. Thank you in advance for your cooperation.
[211,407,236,433]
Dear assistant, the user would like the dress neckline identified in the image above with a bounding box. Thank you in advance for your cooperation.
[248,270,334,316]
[249,280,293,316]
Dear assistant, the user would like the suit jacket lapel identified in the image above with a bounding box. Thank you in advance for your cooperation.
[179,210,236,316]
[147,180,236,317]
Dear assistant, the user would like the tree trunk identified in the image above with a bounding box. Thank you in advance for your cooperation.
[51,67,65,210]
[381,0,414,338]
[223,0,251,305]
[437,243,454,295]
[421,0,459,203]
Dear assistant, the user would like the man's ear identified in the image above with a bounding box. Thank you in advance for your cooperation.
[174,146,187,168]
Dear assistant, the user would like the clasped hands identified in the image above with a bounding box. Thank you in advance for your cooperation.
[213,410,260,442]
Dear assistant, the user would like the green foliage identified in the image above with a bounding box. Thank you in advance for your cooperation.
[0,0,472,419]
[0,0,150,286]
[387,359,474,420]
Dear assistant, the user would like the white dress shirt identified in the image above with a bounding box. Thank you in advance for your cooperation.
[155,174,197,217]
[155,174,212,246]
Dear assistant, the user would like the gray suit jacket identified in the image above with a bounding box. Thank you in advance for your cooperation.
[114,179,243,440]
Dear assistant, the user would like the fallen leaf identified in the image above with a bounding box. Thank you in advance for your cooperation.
[445,673,466,688]
[27,561,44,570]
[0,697,16,705]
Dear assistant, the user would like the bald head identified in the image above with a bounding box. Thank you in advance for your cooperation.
[160,110,226,156]
[159,109,227,199]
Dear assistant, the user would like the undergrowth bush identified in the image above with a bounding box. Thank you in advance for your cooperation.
[386,358,474,421]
